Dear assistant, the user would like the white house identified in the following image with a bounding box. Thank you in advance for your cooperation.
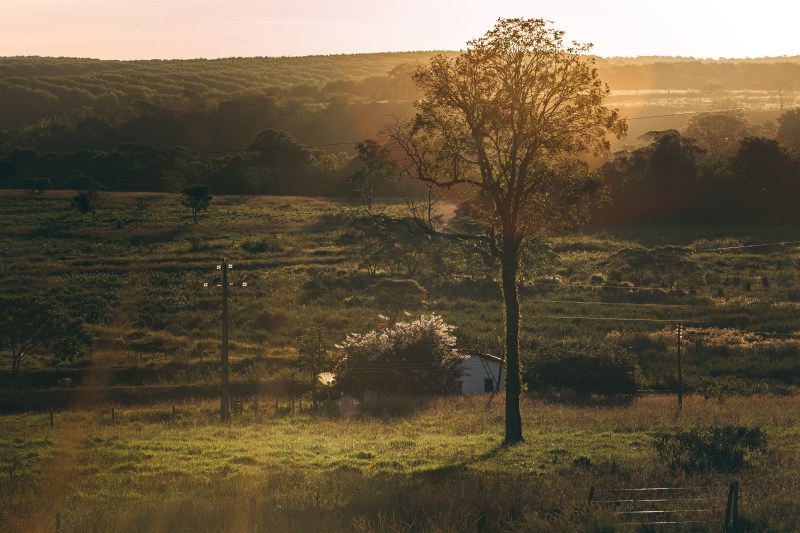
[457,350,505,394]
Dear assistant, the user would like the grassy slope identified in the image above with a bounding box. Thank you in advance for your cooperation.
[3,189,800,393]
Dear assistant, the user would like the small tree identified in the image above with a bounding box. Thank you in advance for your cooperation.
[71,189,99,216]
[181,186,212,223]
[335,314,466,397]
[297,323,334,409]
[347,139,399,210]
[0,297,91,377]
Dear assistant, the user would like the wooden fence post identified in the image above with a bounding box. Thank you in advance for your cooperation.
[55,510,61,532]
[724,481,739,532]
[172,405,176,424]
[254,396,258,417]
[50,411,54,429]
[111,407,115,424]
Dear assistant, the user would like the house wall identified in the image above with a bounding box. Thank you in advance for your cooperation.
[459,356,504,395]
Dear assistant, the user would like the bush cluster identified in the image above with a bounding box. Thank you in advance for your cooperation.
[334,314,466,397]
[522,340,639,398]
[653,425,767,473]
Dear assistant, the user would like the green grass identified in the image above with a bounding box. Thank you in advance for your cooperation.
[2,394,799,531]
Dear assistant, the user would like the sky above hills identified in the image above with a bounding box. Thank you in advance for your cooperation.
[3,0,799,60]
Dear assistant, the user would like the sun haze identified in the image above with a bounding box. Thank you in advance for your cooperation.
[3,0,799,60]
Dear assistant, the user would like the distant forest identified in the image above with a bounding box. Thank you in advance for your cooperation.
[1,53,800,223]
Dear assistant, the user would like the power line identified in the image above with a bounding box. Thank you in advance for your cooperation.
[525,314,706,324]
[528,280,695,292]
[197,140,360,155]
[693,240,800,252]
[626,103,782,121]
[531,298,693,309]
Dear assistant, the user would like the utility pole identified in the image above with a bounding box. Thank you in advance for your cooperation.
[677,324,683,411]
[204,258,247,422]
[221,258,230,422]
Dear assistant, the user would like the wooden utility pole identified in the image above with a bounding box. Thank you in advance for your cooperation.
[221,258,230,422]
[204,259,247,423]
[677,324,683,411]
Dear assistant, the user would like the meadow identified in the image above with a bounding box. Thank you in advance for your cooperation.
[3,190,800,530]
[3,395,800,532]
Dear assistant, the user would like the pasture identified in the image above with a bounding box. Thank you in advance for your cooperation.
[3,190,800,531]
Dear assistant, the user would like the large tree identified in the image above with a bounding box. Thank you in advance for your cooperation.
[384,18,625,443]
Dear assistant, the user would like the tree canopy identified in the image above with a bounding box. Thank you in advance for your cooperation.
[384,18,626,443]
[181,186,212,223]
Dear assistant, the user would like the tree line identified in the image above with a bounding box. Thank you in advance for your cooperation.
[595,108,800,224]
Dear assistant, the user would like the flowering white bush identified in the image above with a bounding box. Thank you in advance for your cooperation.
[335,314,467,396]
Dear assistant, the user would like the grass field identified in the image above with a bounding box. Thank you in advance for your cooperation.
[2,394,799,531]
[3,190,800,530]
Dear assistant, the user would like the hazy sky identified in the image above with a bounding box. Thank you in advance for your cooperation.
[3,0,799,60]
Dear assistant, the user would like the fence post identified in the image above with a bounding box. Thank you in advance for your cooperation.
[724,481,738,532]
[172,405,176,424]
[254,396,258,417]
[587,486,595,509]
[111,407,115,424]
[55,510,61,532]
[50,411,54,429]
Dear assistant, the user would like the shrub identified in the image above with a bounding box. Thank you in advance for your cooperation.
[240,234,282,253]
[653,425,767,474]
[522,340,639,398]
[335,314,467,397]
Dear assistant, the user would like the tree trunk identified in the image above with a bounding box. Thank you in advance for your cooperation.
[501,235,524,444]
[11,352,21,377]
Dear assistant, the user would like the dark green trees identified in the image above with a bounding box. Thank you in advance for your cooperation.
[776,108,800,151]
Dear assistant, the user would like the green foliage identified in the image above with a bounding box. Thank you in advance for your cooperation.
[0,296,91,376]
[603,246,701,288]
[296,323,336,407]
[180,186,211,223]
[70,189,98,215]
[684,110,751,160]
[599,129,800,225]
[598,130,705,224]
[522,340,639,398]
[347,139,399,209]
[338,213,435,276]
[776,107,800,151]
[335,314,466,397]
[653,425,767,474]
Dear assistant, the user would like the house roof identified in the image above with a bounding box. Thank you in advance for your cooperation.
[457,350,504,366]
